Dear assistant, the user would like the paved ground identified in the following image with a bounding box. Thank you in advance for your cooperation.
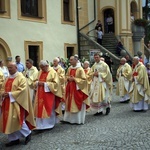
[0,87,150,150]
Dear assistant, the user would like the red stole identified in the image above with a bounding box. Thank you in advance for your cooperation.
[132,63,141,77]
[54,69,58,72]
[84,69,88,74]
[2,78,35,131]
[37,71,55,118]
[66,69,88,112]
[2,78,15,132]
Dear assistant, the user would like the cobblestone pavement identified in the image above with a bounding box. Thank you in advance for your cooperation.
[0,86,150,150]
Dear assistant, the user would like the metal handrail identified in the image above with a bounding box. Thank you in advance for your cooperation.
[87,28,96,35]
[87,29,118,47]
[87,28,133,59]
[144,44,150,53]
[80,32,120,61]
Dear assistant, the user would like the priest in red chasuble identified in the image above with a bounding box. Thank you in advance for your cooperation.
[34,60,62,130]
[63,56,89,124]
[0,62,35,147]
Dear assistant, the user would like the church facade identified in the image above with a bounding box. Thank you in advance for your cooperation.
[0,0,144,68]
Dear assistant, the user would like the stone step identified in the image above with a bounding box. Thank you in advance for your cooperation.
[80,32,121,79]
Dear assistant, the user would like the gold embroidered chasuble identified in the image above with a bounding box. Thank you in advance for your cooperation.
[0,71,4,90]
[116,63,132,96]
[34,67,62,118]
[0,72,36,134]
[65,67,89,113]
[23,66,38,89]
[89,61,113,103]
[53,65,65,100]
[129,63,150,103]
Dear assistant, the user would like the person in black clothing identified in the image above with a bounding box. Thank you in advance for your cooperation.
[116,41,123,56]
[95,20,103,31]
[103,53,113,73]
[125,55,132,66]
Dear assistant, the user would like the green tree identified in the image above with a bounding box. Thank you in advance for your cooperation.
[143,0,150,44]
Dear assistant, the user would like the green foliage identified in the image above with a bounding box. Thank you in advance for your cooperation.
[50,56,91,73]
[145,25,150,44]
[133,18,148,28]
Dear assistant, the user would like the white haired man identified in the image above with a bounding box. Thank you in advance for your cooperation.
[129,57,150,112]
[33,60,62,130]
[24,59,38,101]
[116,58,132,103]
[0,62,35,147]
[53,57,65,114]
[83,61,91,92]
[63,56,89,124]
[74,54,81,67]
[83,61,90,74]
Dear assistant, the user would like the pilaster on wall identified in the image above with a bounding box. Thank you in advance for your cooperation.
[97,0,100,20]
[138,0,143,18]
[120,35,134,56]
[78,0,89,33]
[119,0,131,34]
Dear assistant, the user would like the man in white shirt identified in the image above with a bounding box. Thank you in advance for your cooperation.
[106,14,114,33]
[0,60,9,78]
[24,59,38,101]
[96,27,103,45]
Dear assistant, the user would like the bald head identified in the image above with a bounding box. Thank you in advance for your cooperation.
[70,56,78,66]
[7,62,18,75]
[120,57,126,65]
[100,57,105,61]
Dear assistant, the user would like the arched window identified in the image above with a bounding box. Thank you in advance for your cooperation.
[130,1,137,19]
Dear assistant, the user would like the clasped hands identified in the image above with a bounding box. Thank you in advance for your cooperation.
[93,72,98,77]
[132,77,135,82]
[2,92,9,98]
[67,76,75,82]
[38,81,44,86]
[93,72,104,81]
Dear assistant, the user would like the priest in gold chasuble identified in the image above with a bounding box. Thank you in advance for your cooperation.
[116,58,132,103]
[23,59,38,101]
[63,56,89,124]
[34,60,62,130]
[0,70,4,90]
[53,57,65,113]
[89,53,113,116]
[83,61,92,92]
[0,62,35,147]
[129,57,150,112]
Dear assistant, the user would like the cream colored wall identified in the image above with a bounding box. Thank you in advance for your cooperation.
[78,0,89,33]
[0,0,77,65]
[99,0,115,9]
[96,0,143,56]
[87,0,96,31]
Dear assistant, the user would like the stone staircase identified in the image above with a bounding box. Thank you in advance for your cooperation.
[79,32,120,79]
[102,33,118,55]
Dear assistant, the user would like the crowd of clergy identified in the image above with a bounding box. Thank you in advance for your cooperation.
[0,53,149,147]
